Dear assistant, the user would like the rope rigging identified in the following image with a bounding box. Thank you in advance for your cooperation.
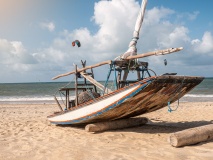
[167,77,185,112]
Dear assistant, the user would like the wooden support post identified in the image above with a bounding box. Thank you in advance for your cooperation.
[66,90,69,109]
[54,96,63,111]
[121,70,129,88]
[137,70,141,80]
[169,124,213,147]
[91,68,97,92]
[141,70,144,79]
[85,117,148,132]
[81,60,87,85]
[75,64,78,107]
[117,70,121,89]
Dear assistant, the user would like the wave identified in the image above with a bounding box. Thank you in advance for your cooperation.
[0,96,75,102]
[0,94,212,104]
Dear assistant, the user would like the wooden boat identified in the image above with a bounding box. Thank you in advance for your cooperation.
[47,0,204,125]
[48,75,203,125]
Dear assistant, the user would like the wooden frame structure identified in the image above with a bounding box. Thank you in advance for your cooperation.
[58,60,98,110]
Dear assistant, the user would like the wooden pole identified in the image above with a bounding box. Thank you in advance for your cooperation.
[126,47,183,60]
[137,70,141,80]
[52,60,112,80]
[80,71,112,93]
[121,70,129,88]
[54,96,63,111]
[66,90,69,110]
[117,70,121,89]
[75,64,78,107]
[81,60,87,85]
[85,117,148,132]
[169,124,213,147]
[90,68,97,92]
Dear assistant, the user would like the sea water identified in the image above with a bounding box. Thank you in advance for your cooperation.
[0,78,212,104]
[181,77,213,102]
[0,82,69,104]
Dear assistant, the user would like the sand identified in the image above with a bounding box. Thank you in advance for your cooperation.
[0,102,212,160]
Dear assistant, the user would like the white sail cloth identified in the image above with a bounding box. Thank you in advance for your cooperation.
[117,0,148,60]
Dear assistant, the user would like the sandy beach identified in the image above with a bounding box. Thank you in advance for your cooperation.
[0,102,212,160]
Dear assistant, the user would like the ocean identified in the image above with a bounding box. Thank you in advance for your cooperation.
[0,78,212,104]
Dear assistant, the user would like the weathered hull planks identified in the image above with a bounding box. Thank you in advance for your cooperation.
[48,75,203,125]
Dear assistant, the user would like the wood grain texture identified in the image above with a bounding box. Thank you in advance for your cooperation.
[169,124,213,147]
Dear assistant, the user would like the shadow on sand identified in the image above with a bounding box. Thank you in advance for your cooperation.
[56,118,212,134]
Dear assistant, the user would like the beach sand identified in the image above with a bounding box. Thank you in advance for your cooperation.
[0,102,212,160]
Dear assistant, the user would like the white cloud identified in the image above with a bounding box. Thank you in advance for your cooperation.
[1,0,213,82]
[191,31,213,54]
[34,0,213,77]
[157,26,190,48]
[40,22,55,32]
[0,39,36,66]
[177,11,200,21]
[33,47,66,64]
[145,6,174,25]
[188,11,199,21]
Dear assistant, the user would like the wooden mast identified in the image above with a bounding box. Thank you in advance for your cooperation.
[118,0,148,82]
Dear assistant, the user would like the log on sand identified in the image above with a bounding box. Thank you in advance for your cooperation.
[169,124,213,147]
[85,117,148,132]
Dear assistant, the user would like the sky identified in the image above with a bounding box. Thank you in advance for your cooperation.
[0,0,213,83]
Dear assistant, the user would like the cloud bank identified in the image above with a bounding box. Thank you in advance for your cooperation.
[0,0,212,82]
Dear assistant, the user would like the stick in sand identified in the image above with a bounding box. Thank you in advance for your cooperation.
[169,124,213,147]
[85,117,148,132]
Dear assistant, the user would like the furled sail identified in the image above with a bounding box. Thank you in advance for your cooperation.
[118,0,148,59]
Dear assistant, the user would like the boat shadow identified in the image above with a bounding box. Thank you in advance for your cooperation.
[120,119,213,134]
[56,119,212,135]
[109,119,213,147]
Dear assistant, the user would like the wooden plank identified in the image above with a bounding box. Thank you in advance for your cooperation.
[59,87,93,91]
[90,68,97,92]
[52,60,112,80]
[126,47,183,60]
[80,71,112,93]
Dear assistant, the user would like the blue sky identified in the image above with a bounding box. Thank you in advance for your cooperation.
[0,0,212,83]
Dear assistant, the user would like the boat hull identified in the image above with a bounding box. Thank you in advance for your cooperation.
[47,75,204,125]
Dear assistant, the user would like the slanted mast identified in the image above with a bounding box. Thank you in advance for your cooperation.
[117,0,148,59]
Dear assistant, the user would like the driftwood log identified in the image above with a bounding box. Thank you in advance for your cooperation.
[169,124,213,147]
[85,117,148,132]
